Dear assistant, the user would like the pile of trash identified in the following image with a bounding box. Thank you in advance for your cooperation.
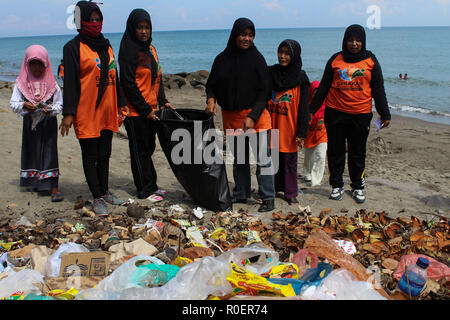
[0,202,448,300]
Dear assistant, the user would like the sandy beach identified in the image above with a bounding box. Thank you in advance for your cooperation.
[0,76,449,227]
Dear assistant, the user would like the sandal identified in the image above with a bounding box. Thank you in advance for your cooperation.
[147,194,163,203]
[51,192,64,202]
[155,189,168,196]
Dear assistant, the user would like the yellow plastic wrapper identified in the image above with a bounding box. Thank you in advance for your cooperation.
[263,263,299,279]
[186,227,208,248]
[173,256,193,268]
[0,240,23,252]
[226,263,296,297]
[48,287,78,300]
[241,230,261,245]
[209,227,227,241]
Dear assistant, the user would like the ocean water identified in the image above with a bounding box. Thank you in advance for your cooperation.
[0,27,449,125]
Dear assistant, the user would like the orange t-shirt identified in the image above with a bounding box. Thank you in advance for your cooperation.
[127,45,162,117]
[268,86,301,153]
[304,115,328,149]
[74,43,119,139]
[326,53,375,114]
[221,108,272,136]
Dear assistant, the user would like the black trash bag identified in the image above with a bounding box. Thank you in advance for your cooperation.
[154,108,232,212]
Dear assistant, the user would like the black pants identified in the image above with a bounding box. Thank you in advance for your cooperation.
[78,130,113,199]
[324,107,373,190]
[124,116,158,199]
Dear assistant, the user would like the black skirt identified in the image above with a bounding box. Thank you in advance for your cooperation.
[20,113,59,191]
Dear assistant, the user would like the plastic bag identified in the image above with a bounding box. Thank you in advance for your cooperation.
[393,254,450,282]
[0,269,44,299]
[290,249,318,278]
[130,263,180,287]
[0,253,14,273]
[301,269,387,300]
[77,244,278,300]
[154,108,232,212]
[43,242,89,277]
[267,262,333,295]
[305,230,391,299]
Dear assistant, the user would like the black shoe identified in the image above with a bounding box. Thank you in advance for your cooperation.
[258,199,275,212]
[232,197,247,204]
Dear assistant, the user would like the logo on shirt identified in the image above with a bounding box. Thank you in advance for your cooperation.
[338,67,366,81]
[271,92,292,104]
[94,58,116,71]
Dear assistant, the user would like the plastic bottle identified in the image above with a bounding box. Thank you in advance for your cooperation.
[398,257,429,297]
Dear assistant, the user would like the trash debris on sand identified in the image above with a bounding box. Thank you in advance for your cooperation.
[0,203,448,300]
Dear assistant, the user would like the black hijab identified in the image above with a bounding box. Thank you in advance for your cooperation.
[269,39,308,92]
[341,24,371,63]
[206,18,271,113]
[76,1,110,108]
[119,9,158,84]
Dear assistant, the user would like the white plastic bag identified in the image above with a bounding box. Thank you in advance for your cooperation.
[301,268,386,300]
[43,242,89,277]
[0,269,44,299]
[77,244,278,300]
[0,253,14,273]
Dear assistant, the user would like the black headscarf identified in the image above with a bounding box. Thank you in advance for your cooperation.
[269,39,308,92]
[76,1,110,108]
[119,9,158,84]
[341,24,371,63]
[205,18,271,117]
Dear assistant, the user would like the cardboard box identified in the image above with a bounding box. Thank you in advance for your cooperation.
[60,251,110,278]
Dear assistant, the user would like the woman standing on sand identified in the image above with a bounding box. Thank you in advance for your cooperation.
[59,1,128,216]
[268,39,310,205]
[309,24,391,204]
[10,45,64,202]
[205,18,275,213]
[119,8,174,203]
[302,80,328,187]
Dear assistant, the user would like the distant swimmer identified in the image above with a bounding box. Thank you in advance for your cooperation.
[403,73,408,80]
[399,73,403,79]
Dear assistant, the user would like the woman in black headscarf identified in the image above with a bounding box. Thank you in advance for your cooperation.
[119,8,174,203]
[60,1,128,216]
[268,39,310,205]
[205,18,275,213]
[309,24,391,204]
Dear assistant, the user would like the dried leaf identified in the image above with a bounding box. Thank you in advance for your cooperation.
[410,231,425,242]
[363,243,382,254]
[381,258,399,270]
[352,229,365,243]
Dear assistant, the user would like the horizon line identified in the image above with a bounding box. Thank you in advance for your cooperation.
[0,25,449,39]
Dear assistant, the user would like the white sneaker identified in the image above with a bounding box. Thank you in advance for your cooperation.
[352,189,366,204]
[330,187,344,200]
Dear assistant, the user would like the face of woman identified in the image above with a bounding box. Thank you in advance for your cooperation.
[29,59,45,78]
[277,45,291,67]
[235,28,254,50]
[135,20,151,42]
[90,11,101,22]
[346,36,362,54]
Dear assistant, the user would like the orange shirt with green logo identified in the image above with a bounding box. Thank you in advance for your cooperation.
[74,43,119,139]
[127,45,162,117]
[326,53,375,114]
[268,86,301,153]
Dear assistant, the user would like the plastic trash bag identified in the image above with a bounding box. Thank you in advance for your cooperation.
[77,244,278,300]
[43,242,89,277]
[0,253,14,273]
[130,263,180,287]
[305,230,391,299]
[0,269,44,299]
[154,108,232,212]
[301,269,387,300]
[267,262,333,295]
[393,254,450,282]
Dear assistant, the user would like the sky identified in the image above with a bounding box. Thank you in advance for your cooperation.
[0,0,449,37]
